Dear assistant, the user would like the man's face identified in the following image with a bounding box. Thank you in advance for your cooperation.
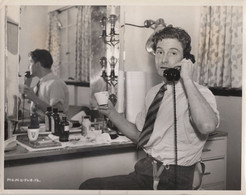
[155,38,184,77]
[28,56,39,76]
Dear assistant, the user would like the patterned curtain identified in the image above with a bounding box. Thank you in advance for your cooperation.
[196,6,242,88]
[75,6,91,83]
[45,11,61,77]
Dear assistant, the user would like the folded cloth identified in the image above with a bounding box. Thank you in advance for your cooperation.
[48,133,59,141]
[71,111,86,124]
[4,136,17,151]
[95,133,111,143]
[112,135,132,143]
[4,136,17,147]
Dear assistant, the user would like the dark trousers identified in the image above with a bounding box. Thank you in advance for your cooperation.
[79,156,195,190]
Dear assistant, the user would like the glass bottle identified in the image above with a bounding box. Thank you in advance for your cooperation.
[58,110,64,120]
[29,106,40,129]
[59,116,70,142]
[45,107,52,132]
[51,108,60,136]
[81,116,91,136]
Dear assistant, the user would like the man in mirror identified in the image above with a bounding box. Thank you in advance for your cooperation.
[20,49,69,120]
[79,26,219,190]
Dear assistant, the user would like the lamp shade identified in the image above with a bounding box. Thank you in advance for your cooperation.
[145,19,166,55]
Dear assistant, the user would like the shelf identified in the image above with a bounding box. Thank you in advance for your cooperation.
[65,81,90,87]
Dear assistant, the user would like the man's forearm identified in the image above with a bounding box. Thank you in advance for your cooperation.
[32,96,50,113]
[33,98,64,114]
[107,110,140,143]
[183,79,218,134]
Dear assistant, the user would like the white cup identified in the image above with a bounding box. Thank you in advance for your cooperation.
[94,91,109,106]
[27,128,39,142]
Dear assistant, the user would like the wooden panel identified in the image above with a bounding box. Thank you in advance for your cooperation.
[202,181,225,190]
[5,151,137,189]
[202,159,225,186]
[202,139,226,160]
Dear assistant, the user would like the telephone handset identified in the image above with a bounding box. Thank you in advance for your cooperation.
[24,71,33,87]
[20,71,33,121]
[163,66,181,82]
[24,71,32,78]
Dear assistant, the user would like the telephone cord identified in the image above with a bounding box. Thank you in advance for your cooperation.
[22,97,24,125]
[172,81,178,189]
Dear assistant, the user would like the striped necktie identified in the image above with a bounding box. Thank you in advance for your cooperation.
[137,84,167,148]
[35,81,40,96]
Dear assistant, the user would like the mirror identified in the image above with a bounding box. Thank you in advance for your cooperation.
[8,5,119,106]
[5,5,121,135]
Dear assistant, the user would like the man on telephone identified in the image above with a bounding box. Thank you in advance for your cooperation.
[20,49,69,119]
[79,25,219,190]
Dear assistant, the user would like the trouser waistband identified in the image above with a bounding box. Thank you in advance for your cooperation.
[146,153,196,168]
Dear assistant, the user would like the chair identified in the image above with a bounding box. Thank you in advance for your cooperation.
[192,161,205,190]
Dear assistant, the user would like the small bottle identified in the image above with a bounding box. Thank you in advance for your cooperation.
[59,116,70,142]
[58,110,64,120]
[51,108,60,136]
[45,107,52,132]
[29,106,40,129]
[81,116,91,136]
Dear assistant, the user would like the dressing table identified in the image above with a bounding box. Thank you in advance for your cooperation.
[5,130,227,190]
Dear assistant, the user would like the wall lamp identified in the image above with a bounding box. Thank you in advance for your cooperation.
[121,18,166,55]
[99,14,119,46]
[100,56,118,106]
[100,56,118,88]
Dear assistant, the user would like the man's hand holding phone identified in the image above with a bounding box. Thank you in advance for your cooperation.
[19,84,37,102]
[178,59,194,81]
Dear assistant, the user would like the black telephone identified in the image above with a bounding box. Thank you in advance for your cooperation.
[24,71,33,87]
[163,66,181,82]
[24,71,32,78]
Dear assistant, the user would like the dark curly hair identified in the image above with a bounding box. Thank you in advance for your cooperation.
[152,26,195,63]
[29,49,53,69]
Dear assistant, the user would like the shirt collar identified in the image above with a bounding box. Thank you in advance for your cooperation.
[40,72,55,83]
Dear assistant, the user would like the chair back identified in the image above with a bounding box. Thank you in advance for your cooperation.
[192,161,205,190]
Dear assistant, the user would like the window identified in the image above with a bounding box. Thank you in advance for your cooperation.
[47,6,107,87]
[196,6,242,96]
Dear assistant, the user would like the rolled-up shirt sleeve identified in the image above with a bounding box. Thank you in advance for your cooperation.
[135,111,146,132]
[199,87,220,128]
[49,82,65,105]
[48,80,69,113]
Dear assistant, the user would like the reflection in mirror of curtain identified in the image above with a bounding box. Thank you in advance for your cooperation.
[46,11,61,78]
[47,6,84,83]
[46,6,107,87]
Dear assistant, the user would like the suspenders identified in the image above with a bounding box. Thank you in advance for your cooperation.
[152,159,205,190]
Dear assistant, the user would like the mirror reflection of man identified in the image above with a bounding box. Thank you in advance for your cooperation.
[21,49,69,120]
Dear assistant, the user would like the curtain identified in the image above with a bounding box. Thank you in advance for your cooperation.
[196,6,242,88]
[45,11,61,77]
[75,6,91,83]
